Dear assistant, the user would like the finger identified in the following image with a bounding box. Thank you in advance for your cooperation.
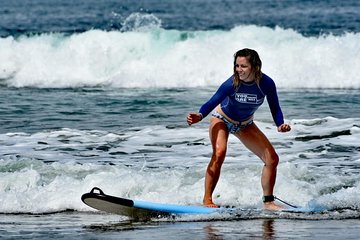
[283,124,291,132]
[187,116,193,125]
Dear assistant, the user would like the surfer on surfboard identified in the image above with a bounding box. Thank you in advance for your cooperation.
[187,48,291,210]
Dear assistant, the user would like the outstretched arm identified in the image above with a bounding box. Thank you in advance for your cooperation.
[261,75,290,131]
[187,77,233,126]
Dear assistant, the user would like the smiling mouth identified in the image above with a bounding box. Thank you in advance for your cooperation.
[239,73,253,82]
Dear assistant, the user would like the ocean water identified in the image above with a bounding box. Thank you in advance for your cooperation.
[1,0,360,239]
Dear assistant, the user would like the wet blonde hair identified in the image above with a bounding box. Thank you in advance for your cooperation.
[233,48,262,88]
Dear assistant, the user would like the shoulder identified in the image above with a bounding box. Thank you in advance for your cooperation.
[218,75,235,92]
[259,73,277,93]
[260,73,275,86]
[222,75,235,87]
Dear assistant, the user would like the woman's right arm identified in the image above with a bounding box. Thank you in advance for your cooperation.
[187,77,233,125]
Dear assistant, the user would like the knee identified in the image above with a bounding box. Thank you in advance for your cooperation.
[263,150,279,168]
[212,146,227,162]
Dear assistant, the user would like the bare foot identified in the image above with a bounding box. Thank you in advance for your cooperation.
[203,200,220,208]
[263,201,284,211]
[205,203,220,208]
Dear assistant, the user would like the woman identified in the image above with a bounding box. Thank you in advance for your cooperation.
[187,48,291,210]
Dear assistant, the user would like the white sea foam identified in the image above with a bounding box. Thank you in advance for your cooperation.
[0,117,359,214]
[0,25,359,88]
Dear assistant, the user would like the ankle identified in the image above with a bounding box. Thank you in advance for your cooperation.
[262,195,275,203]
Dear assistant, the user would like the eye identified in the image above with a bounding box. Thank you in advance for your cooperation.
[235,64,239,67]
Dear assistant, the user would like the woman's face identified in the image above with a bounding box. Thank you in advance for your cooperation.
[235,56,254,82]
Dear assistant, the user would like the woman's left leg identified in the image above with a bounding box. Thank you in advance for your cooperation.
[234,123,283,210]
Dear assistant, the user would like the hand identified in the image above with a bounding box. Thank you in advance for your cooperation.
[277,123,291,132]
[187,112,203,125]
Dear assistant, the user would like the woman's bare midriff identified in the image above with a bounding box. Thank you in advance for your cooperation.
[215,105,253,126]
[215,105,240,124]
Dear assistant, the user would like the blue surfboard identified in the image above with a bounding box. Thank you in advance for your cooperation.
[81,187,318,219]
[81,187,219,218]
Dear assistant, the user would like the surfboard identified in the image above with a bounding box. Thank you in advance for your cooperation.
[81,187,316,219]
[81,187,220,218]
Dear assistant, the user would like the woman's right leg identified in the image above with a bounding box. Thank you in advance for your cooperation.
[203,117,229,207]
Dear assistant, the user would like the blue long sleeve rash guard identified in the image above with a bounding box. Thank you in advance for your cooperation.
[199,74,284,127]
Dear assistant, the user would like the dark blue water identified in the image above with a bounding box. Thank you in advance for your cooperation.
[1,87,359,134]
[1,0,359,37]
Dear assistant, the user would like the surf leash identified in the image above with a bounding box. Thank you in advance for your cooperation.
[274,196,299,208]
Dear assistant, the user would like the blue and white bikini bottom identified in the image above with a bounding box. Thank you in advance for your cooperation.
[211,110,254,134]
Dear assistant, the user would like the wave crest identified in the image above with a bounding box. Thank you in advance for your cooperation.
[1,25,359,88]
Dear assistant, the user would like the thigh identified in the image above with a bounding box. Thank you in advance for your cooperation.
[234,123,276,161]
[209,116,229,151]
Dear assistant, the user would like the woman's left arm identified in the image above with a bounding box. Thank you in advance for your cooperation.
[262,75,291,132]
